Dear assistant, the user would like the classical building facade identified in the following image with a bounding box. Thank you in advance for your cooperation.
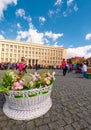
[0,39,66,66]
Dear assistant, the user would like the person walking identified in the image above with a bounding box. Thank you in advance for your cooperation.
[82,62,87,78]
[61,58,67,76]
[69,63,72,72]
[18,62,23,74]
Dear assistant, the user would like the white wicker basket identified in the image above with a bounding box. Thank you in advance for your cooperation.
[3,84,53,120]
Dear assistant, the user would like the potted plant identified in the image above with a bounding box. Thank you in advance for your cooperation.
[0,70,55,120]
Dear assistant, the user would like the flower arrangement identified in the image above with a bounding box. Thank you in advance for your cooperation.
[0,70,55,92]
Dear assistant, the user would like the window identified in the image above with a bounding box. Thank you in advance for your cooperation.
[14,50,17,53]
[22,46,24,49]
[2,48,4,51]
[10,45,13,48]
[2,44,4,47]
[6,58,8,61]
[14,45,17,49]
[1,58,4,61]
[10,54,12,57]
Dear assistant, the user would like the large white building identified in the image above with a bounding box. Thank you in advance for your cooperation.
[0,39,66,66]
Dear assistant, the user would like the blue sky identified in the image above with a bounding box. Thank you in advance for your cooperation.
[0,0,91,58]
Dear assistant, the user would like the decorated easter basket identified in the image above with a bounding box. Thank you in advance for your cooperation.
[0,70,55,120]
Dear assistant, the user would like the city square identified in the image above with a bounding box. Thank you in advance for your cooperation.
[0,0,91,130]
[0,69,91,130]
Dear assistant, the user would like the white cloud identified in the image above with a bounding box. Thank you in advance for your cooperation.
[48,10,55,17]
[16,10,63,44]
[39,16,46,24]
[17,23,21,29]
[0,0,17,19]
[67,45,91,59]
[0,34,4,39]
[63,0,78,17]
[16,27,63,44]
[60,45,64,47]
[67,0,74,6]
[54,42,58,46]
[43,38,49,44]
[1,30,5,34]
[74,4,78,11]
[16,8,25,17]
[17,31,28,39]
[63,11,68,17]
[45,31,63,41]
[85,33,91,40]
[16,8,32,22]
[27,24,44,44]
[54,0,62,6]
[67,0,79,12]
[48,0,62,17]
[24,16,32,22]
[16,24,44,44]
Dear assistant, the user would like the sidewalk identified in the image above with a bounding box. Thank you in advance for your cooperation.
[0,69,91,130]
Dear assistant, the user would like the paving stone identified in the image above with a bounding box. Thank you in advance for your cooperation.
[2,127,11,130]
[35,118,43,126]
[0,109,4,116]
[43,117,51,124]
[11,124,26,130]
[2,128,9,130]
[72,121,82,130]
[43,112,50,118]
[64,125,74,130]
[0,115,8,121]
[48,122,58,130]
[85,117,91,125]
[57,119,66,127]
[63,117,74,124]
[50,114,58,122]
[88,125,91,130]
[7,120,16,127]
[63,110,72,117]
[56,127,64,130]
[72,114,80,121]
[14,120,24,125]
[39,125,49,130]
[0,120,7,127]
[77,112,84,118]
[78,119,89,129]
[26,121,35,130]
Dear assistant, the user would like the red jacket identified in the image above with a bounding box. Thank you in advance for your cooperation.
[61,60,66,69]
[18,63,23,71]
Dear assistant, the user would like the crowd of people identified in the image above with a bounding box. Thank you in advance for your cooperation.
[0,58,89,79]
[61,58,88,78]
[0,62,59,70]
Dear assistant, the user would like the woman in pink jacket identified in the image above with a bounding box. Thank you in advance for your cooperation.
[18,62,23,72]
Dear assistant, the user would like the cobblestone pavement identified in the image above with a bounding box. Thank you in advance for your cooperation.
[0,69,91,130]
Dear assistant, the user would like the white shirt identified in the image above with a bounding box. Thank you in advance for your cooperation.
[82,64,87,72]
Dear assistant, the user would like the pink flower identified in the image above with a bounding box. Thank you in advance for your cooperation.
[32,75,37,81]
[17,85,23,90]
[44,77,51,81]
[29,81,33,87]
[12,82,23,90]
[45,80,50,85]
[52,72,55,76]
[19,80,23,84]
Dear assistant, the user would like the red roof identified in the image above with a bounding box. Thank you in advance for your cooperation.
[86,57,91,60]
[70,57,84,60]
